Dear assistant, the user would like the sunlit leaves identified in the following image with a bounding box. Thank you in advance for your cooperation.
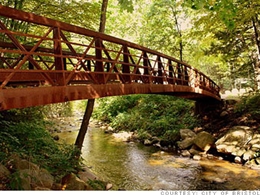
[106,0,147,42]
[183,0,260,89]
[1,0,100,30]
[184,0,237,29]
[138,0,191,60]
[117,0,134,12]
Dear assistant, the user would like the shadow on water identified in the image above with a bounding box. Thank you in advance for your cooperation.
[55,121,260,190]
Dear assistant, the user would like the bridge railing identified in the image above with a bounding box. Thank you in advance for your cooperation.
[0,5,220,97]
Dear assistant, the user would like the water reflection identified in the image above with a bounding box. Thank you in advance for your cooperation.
[56,125,260,190]
[57,127,202,190]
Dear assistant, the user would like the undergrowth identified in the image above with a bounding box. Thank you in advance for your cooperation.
[235,91,260,120]
[93,94,200,142]
[0,104,82,184]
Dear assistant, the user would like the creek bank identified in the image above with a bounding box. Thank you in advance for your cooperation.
[0,153,112,190]
[177,126,260,168]
[50,100,260,188]
[49,111,260,190]
[95,121,260,187]
[1,113,112,191]
[95,100,260,170]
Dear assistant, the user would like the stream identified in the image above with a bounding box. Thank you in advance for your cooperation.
[52,115,260,190]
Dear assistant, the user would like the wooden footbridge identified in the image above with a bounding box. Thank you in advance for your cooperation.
[0,5,220,111]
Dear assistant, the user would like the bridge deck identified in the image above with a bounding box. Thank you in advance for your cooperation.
[0,5,220,111]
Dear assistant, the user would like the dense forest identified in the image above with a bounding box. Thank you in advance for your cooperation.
[1,0,259,90]
[0,0,260,190]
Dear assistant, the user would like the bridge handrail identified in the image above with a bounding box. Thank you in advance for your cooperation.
[0,5,220,98]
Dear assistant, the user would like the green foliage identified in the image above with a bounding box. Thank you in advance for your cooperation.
[117,0,134,13]
[93,95,141,122]
[0,103,73,123]
[184,0,237,29]
[183,0,260,90]
[0,119,82,182]
[93,95,199,142]
[139,0,188,59]
[8,171,23,190]
[42,102,73,118]
[1,0,100,31]
[0,107,45,123]
[235,92,260,120]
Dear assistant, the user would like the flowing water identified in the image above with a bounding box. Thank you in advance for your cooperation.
[53,116,260,190]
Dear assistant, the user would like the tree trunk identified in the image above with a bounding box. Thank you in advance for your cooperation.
[99,0,108,33]
[171,4,183,61]
[74,0,108,153]
[75,99,95,150]
[252,16,260,89]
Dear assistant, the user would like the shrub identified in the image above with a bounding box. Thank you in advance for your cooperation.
[0,117,82,182]
[235,91,260,119]
[93,94,199,142]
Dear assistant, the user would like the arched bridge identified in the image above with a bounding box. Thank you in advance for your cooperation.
[0,5,220,111]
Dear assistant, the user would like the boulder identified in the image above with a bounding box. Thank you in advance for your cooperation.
[14,167,54,190]
[0,163,10,180]
[216,126,253,146]
[234,156,242,164]
[9,155,54,190]
[179,129,196,140]
[193,131,215,151]
[100,125,107,130]
[106,183,113,190]
[177,138,194,150]
[112,131,133,142]
[193,155,201,161]
[78,167,98,181]
[215,126,254,156]
[248,133,260,146]
[36,168,54,189]
[189,146,201,156]
[144,139,153,146]
[9,154,39,171]
[16,169,33,190]
[216,144,236,154]
[180,150,191,157]
[63,173,92,190]
[243,150,255,161]
[231,148,246,157]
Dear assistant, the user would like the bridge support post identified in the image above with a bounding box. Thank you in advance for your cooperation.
[95,38,105,84]
[195,99,223,119]
[53,27,65,86]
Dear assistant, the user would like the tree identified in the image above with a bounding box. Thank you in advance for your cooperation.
[1,0,100,30]
[139,0,189,61]
[75,0,109,152]
[184,0,260,90]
